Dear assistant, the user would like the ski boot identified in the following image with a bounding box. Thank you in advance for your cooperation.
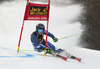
[47,49,67,61]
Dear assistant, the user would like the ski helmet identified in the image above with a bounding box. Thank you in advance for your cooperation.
[36,23,45,31]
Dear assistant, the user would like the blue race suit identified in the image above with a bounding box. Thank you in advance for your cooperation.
[31,30,61,52]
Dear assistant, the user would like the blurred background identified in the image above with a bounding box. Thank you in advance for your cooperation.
[0,0,100,50]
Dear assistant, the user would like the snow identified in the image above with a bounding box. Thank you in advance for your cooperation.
[0,1,100,69]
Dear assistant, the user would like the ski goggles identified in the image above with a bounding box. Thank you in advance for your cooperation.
[38,29,43,33]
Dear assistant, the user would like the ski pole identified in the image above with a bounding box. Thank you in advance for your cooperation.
[19,49,44,51]
[19,49,35,51]
[19,49,52,52]
[58,33,82,40]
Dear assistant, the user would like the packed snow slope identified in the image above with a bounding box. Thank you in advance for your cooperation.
[0,1,100,69]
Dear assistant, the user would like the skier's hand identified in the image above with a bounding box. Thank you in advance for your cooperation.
[36,45,42,49]
[53,37,58,42]
[36,44,45,52]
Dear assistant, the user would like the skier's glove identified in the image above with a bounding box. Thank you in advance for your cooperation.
[53,37,58,42]
[36,45,45,52]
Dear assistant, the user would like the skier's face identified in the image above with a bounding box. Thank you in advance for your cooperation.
[38,29,43,35]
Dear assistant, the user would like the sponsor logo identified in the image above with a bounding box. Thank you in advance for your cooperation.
[29,6,48,15]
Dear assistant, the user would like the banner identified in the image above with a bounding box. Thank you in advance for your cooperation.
[24,3,49,21]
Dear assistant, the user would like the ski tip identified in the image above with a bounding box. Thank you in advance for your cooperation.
[76,58,81,62]
[61,56,67,61]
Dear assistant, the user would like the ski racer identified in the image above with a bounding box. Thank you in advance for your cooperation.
[31,23,81,62]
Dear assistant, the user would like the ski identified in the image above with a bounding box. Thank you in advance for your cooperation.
[75,57,81,62]
[52,52,67,61]
[66,53,81,62]
[56,54,67,61]
[58,50,81,62]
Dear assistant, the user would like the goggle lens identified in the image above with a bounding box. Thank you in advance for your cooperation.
[38,29,43,33]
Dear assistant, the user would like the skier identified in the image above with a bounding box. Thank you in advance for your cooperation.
[31,23,81,62]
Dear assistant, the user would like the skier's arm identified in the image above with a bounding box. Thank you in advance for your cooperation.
[43,30,58,42]
[43,30,55,38]
[31,34,38,47]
